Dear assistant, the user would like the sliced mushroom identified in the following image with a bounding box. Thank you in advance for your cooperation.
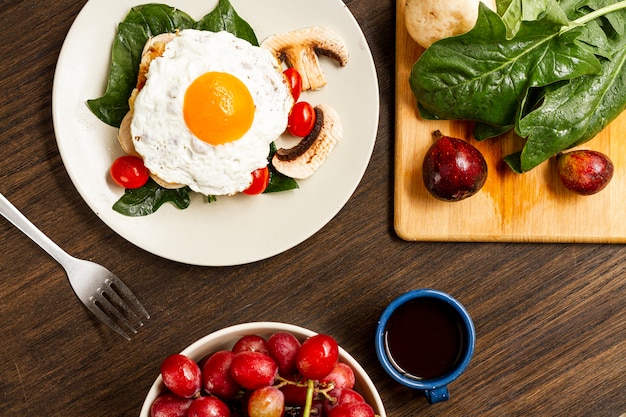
[149,173,185,189]
[272,104,342,179]
[261,27,348,91]
[117,111,139,156]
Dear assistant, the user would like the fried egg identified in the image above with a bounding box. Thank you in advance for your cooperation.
[130,29,293,196]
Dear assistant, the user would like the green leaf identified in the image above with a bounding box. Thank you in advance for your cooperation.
[194,0,258,46]
[515,41,626,171]
[560,0,621,58]
[86,22,148,128]
[500,0,570,38]
[473,122,514,140]
[410,3,602,128]
[265,169,299,193]
[498,0,523,37]
[113,178,191,216]
[504,151,524,173]
[584,0,626,36]
[124,3,196,36]
[86,4,195,127]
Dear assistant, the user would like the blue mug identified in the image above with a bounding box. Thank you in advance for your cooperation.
[375,289,475,404]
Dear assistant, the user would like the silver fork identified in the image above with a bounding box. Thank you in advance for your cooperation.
[0,192,149,340]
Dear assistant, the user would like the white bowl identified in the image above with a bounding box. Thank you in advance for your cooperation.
[139,322,386,416]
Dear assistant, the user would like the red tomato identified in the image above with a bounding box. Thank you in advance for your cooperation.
[243,166,270,195]
[283,68,302,102]
[288,101,316,137]
[110,155,149,189]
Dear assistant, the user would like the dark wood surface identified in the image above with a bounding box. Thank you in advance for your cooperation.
[0,1,624,416]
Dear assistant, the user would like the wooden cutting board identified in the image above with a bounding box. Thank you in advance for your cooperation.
[394,0,626,243]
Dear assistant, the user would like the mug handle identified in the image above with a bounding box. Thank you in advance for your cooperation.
[424,386,449,403]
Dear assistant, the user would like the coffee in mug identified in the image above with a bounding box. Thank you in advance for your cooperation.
[375,289,475,403]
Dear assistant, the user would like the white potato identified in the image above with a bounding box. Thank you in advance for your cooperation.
[405,0,497,48]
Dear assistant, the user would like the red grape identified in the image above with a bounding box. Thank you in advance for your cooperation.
[150,393,193,417]
[230,351,278,390]
[187,396,231,417]
[336,388,365,405]
[325,388,365,414]
[296,334,339,380]
[232,335,270,355]
[327,402,375,417]
[160,354,202,398]
[321,362,355,390]
[267,332,301,376]
[247,386,285,417]
[280,383,308,406]
[202,350,241,400]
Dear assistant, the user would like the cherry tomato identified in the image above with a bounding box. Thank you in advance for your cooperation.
[283,68,302,102]
[110,155,149,189]
[288,101,316,137]
[243,166,270,195]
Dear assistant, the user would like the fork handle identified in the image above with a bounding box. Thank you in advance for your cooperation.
[0,193,74,266]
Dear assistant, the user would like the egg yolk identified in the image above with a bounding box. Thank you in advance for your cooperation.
[183,72,254,145]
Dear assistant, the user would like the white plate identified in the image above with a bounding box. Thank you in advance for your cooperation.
[52,0,379,266]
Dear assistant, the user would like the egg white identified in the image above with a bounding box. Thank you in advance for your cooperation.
[130,29,293,196]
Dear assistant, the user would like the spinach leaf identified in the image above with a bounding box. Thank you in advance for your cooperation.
[113,178,191,216]
[562,0,622,58]
[86,22,147,128]
[266,170,300,193]
[195,0,258,46]
[87,5,195,127]
[410,3,602,128]
[474,122,514,140]
[500,0,570,38]
[512,24,626,171]
[123,3,196,36]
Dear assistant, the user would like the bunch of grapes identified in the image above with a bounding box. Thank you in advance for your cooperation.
[150,332,377,417]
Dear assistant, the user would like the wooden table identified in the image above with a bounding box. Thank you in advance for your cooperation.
[0,0,624,416]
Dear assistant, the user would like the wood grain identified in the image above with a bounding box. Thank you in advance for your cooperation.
[0,0,624,416]
[395,0,626,243]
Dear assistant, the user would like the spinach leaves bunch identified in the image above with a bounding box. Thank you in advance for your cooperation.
[410,0,626,172]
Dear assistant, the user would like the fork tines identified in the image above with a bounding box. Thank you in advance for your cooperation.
[89,278,150,340]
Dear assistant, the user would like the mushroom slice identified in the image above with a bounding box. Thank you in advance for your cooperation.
[149,173,185,190]
[261,27,348,91]
[272,104,342,179]
[117,111,139,156]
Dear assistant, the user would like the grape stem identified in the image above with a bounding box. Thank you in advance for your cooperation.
[301,379,315,417]
[274,376,308,389]
[316,382,337,402]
